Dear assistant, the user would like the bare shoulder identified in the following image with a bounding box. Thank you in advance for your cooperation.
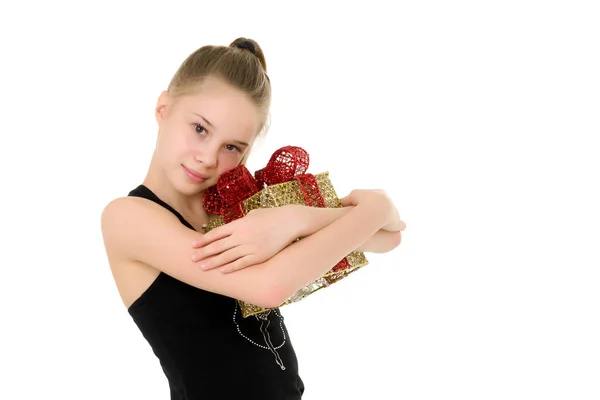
[100,195,281,309]
[101,196,179,260]
[102,195,170,225]
[101,196,175,308]
[102,195,174,242]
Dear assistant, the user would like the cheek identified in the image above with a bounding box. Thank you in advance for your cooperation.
[217,153,242,173]
[168,127,193,154]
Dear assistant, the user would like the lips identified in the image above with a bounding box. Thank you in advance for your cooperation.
[183,166,209,183]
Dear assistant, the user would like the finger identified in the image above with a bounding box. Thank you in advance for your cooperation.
[192,236,236,262]
[193,227,230,248]
[398,220,407,231]
[220,254,258,274]
[199,245,249,271]
[339,196,351,207]
[192,224,233,247]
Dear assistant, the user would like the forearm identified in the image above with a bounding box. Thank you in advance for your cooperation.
[297,205,400,253]
[264,202,387,304]
[297,206,352,237]
[355,229,402,253]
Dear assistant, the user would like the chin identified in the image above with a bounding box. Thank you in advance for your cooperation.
[183,179,216,197]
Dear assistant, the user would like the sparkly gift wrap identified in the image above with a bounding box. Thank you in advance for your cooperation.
[202,146,368,317]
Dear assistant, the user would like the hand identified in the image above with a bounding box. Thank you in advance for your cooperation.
[191,205,305,273]
[340,189,406,232]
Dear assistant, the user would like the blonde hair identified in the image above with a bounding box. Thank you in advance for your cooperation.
[167,38,270,164]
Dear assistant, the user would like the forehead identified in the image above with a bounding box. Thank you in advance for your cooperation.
[175,77,262,140]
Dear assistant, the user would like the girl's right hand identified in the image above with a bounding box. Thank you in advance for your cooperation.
[340,189,405,232]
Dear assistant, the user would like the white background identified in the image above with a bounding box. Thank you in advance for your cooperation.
[1,1,599,399]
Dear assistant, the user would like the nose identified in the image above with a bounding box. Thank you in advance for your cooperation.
[195,146,218,169]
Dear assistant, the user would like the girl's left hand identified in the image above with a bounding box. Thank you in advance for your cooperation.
[191,205,305,273]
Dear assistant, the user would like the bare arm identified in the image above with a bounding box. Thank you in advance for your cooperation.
[191,197,404,272]
[101,197,277,307]
[101,194,390,309]
[296,205,403,254]
[261,200,389,303]
[355,229,402,253]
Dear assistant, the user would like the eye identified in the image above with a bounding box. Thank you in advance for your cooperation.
[225,144,241,153]
[194,123,207,136]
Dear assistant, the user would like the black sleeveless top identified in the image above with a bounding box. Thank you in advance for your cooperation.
[127,185,305,399]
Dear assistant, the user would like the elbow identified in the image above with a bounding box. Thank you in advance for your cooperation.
[261,268,306,309]
[390,230,402,249]
[358,230,404,253]
[376,230,403,253]
[246,275,292,309]
[260,281,292,309]
[377,230,402,253]
[234,263,296,310]
[251,260,300,309]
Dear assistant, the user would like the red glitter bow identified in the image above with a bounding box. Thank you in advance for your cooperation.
[202,145,350,272]
[203,146,311,219]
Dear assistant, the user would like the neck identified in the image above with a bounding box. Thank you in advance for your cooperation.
[142,155,210,228]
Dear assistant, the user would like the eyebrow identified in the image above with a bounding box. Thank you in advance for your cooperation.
[192,112,214,128]
[192,112,250,147]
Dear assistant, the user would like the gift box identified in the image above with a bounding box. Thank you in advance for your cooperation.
[201,146,369,317]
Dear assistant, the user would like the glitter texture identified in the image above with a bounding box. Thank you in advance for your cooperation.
[202,146,369,317]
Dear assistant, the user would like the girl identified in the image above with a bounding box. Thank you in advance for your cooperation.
[101,37,405,400]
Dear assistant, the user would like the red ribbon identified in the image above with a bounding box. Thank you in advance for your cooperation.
[203,146,312,219]
[202,145,350,272]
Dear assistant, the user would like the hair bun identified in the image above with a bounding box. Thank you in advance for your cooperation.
[230,37,267,72]
[235,41,257,56]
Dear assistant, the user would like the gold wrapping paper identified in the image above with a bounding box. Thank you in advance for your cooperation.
[202,172,369,317]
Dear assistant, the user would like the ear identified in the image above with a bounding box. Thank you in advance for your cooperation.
[155,90,171,123]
